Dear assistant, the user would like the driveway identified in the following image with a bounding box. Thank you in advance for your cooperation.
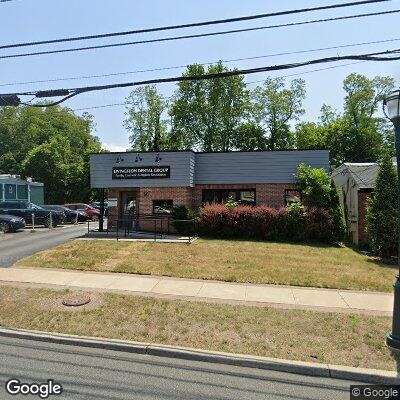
[0,224,88,267]
[0,335,358,400]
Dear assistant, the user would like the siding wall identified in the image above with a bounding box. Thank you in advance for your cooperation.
[91,150,330,188]
[194,150,329,184]
[90,152,195,188]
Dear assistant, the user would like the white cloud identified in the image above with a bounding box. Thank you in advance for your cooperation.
[102,143,128,153]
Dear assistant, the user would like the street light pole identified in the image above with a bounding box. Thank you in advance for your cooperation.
[383,90,400,357]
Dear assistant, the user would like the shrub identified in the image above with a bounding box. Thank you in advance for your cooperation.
[295,163,346,243]
[198,204,340,244]
[366,154,398,258]
[171,205,196,235]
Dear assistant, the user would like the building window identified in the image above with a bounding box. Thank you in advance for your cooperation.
[153,200,174,215]
[285,189,301,206]
[202,189,256,206]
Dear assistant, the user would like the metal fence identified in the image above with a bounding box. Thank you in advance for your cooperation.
[88,214,197,243]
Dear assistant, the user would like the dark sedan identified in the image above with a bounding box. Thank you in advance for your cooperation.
[0,201,64,228]
[0,214,26,233]
[41,205,88,223]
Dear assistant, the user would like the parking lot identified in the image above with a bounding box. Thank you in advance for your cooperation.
[0,223,89,267]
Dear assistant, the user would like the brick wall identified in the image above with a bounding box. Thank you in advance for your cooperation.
[358,190,373,247]
[107,183,298,229]
[138,187,194,214]
[255,183,296,208]
[194,183,296,209]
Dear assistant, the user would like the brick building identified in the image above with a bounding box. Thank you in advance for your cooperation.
[90,150,329,231]
[331,162,381,247]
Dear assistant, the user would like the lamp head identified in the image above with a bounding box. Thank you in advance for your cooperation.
[383,90,400,126]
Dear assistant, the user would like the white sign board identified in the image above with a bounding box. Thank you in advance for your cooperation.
[108,198,118,207]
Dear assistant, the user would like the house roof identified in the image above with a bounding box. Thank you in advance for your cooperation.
[343,163,379,189]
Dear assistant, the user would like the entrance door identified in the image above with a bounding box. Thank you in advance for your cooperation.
[119,192,137,229]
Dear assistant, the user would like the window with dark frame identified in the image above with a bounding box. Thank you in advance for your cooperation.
[153,200,174,215]
[284,189,302,206]
[202,189,256,206]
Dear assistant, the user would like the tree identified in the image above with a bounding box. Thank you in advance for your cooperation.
[0,105,101,204]
[170,62,249,151]
[124,85,169,151]
[294,74,395,166]
[295,122,326,150]
[232,122,266,150]
[295,164,332,208]
[253,77,306,150]
[295,163,345,243]
[366,154,398,258]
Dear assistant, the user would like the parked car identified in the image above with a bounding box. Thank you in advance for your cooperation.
[42,205,88,223]
[90,201,108,216]
[0,201,64,228]
[64,203,100,221]
[0,214,26,233]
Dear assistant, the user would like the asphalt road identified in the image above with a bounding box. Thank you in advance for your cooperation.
[0,335,360,400]
[0,224,88,267]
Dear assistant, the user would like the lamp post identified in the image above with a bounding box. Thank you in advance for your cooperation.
[384,90,400,357]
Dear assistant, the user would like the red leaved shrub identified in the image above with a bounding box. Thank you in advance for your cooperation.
[198,204,338,244]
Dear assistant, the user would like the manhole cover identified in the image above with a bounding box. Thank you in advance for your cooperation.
[62,294,91,307]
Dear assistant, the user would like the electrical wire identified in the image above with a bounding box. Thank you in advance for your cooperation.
[0,0,391,50]
[70,61,366,112]
[7,48,400,106]
[1,9,399,60]
[0,37,397,88]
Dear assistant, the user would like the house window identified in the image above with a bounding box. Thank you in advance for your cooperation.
[202,189,256,205]
[285,189,301,206]
[153,200,173,215]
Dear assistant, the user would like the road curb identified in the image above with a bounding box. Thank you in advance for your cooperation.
[0,327,397,384]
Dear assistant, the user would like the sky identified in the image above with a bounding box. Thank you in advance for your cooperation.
[0,0,399,151]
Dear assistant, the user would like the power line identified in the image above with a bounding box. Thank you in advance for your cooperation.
[0,37,397,88]
[1,9,399,60]
[70,61,366,112]
[7,48,400,106]
[0,0,391,50]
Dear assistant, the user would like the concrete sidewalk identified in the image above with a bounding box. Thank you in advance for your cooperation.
[0,267,393,315]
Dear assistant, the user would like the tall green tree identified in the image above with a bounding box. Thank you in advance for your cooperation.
[295,74,395,166]
[366,154,398,258]
[253,77,306,150]
[170,62,249,151]
[0,105,101,204]
[124,85,169,151]
[232,122,266,150]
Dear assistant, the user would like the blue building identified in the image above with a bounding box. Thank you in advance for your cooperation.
[0,175,44,205]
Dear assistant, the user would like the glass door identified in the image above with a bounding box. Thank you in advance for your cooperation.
[119,192,137,229]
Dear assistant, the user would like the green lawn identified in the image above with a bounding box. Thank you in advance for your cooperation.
[0,285,394,370]
[19,238,397,292]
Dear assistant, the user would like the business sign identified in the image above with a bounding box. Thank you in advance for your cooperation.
[108,198,118,207]
[112,166,170,180]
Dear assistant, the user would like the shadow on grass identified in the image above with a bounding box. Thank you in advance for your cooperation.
[199,236,335,249]
[345,242,399,270]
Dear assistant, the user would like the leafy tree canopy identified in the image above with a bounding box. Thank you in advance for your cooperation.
[0,105,101,204]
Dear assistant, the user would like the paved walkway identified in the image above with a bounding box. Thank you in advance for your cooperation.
[0,267,393,315]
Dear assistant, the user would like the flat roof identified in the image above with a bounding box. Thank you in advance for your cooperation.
[90,148,329,156]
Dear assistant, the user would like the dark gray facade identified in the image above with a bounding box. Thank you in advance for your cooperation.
[194,150,329,184]
[90,150,329,188]
[91,151,195,188]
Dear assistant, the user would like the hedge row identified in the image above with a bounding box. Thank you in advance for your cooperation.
[197,204,339,244]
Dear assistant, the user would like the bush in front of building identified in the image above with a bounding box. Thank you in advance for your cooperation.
[295,163,346,244]
[366,153,398,259]
[197,204,339,244]
[171,205,197,235]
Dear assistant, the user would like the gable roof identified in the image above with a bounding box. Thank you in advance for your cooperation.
[343,163,379,189]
